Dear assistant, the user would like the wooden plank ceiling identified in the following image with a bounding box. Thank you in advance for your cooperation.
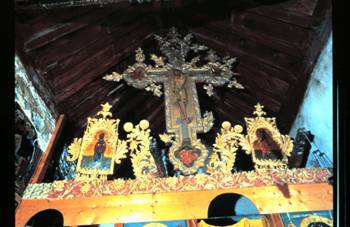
[15,0,331,145]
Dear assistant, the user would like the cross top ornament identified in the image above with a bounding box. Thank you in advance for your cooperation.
[104,27,245,175]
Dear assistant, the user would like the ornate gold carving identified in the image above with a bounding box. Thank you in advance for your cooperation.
[159,133,176,144]
[38,168,330,199]
[150,54,165,68]
[202,111,214,133]
[243,102,293,169]
[23,183,52,199]
[145,82,163,97]
[168,136,209,175]
[103,71,124,82]
[67,138,82,162]
[124,120,159,179]
[203,83,214,96]
[97,102,113,118]
[208,121,246,174]
[227,77,244,89]
[67,102,128,180]
[103,28,244,175]
[300,215,333,227]
[135,48,145,63]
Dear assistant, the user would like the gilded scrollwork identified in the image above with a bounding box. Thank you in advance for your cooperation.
[124,120,159,179]
[26,168,330,199]
[208,121,248,174]
[103,28,244,175]
[203,83,214,96]
[168,137,209,175]
[202,111,214,133]
[67,102,128,180]
[145,82,163,97]
[159,133,176,145]
[243,103,293,169]
[103,71,124,82]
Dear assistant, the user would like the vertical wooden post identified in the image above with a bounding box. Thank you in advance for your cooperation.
[266,213,285,227]
[187,220,198,227]
[29,114,65,183]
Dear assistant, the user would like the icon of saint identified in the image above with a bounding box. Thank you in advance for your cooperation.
[253,128,282,160]
[93,133,106,162]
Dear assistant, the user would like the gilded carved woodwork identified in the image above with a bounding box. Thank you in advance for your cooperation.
[103,27,244,175]
[22,168,331,199]
[208,121,247,174]
[124,120,159,179]
[209,102,293,173]
[67,103,128,180]
[244,103,293,169]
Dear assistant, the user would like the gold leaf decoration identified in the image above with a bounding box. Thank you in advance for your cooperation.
[150,54,165,68]
[103,72,124,82]
[124,120,159,179]
[67,138,82,162]
[159,133,175,144]
[243,103,293,170]
[208,121,247,174]
[66,102,128,180]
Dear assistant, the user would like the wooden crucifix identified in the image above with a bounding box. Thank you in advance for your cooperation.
[104,28,244,175]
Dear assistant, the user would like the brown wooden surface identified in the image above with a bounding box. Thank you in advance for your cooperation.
[15,183,332,227]
[29,115,65,183]
[15,0,332,138]
[266,213,285,227]
[187,220,198,227]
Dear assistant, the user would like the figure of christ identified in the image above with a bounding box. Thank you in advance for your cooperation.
[172,69,191,124]
[253,128,283,160]
[93,133,106,162]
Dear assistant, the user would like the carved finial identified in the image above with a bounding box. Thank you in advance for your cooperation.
[203,83,214,96]
[103,72,123,82]
[150,54,165,68]
[135,48,145,63]
[253,103,266,117]
[97,102,113,118]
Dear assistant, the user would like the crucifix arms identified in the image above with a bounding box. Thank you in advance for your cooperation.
[103,28,244,98]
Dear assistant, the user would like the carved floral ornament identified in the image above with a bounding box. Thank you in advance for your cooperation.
[23,168,331,199]
[210,103,293,171]
[66,100,293,181]
[67,102,158,180]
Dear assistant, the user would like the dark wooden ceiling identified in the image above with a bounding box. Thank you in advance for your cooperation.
[15,0,332,145]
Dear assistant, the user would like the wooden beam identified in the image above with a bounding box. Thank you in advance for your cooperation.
[15,183,332,227]
[187,220,198,227]
[266,213,285,227]
[29,115,65,183]
[15,192,22,208]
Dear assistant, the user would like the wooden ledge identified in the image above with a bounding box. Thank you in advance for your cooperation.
[16,183,332,227]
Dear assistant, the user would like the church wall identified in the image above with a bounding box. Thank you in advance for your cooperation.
[15,55,56,152]
[289,35,333,166]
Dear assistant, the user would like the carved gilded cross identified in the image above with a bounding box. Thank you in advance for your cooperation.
[104,28,244,175]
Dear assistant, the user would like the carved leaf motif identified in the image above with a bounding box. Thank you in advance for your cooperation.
[67,138,82,161]
[210,124,244,174]
[125,121,159,179]
[114,139,128,164]
[239,135,252,155]
[280,135,293,157]
[159,133,175,144]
